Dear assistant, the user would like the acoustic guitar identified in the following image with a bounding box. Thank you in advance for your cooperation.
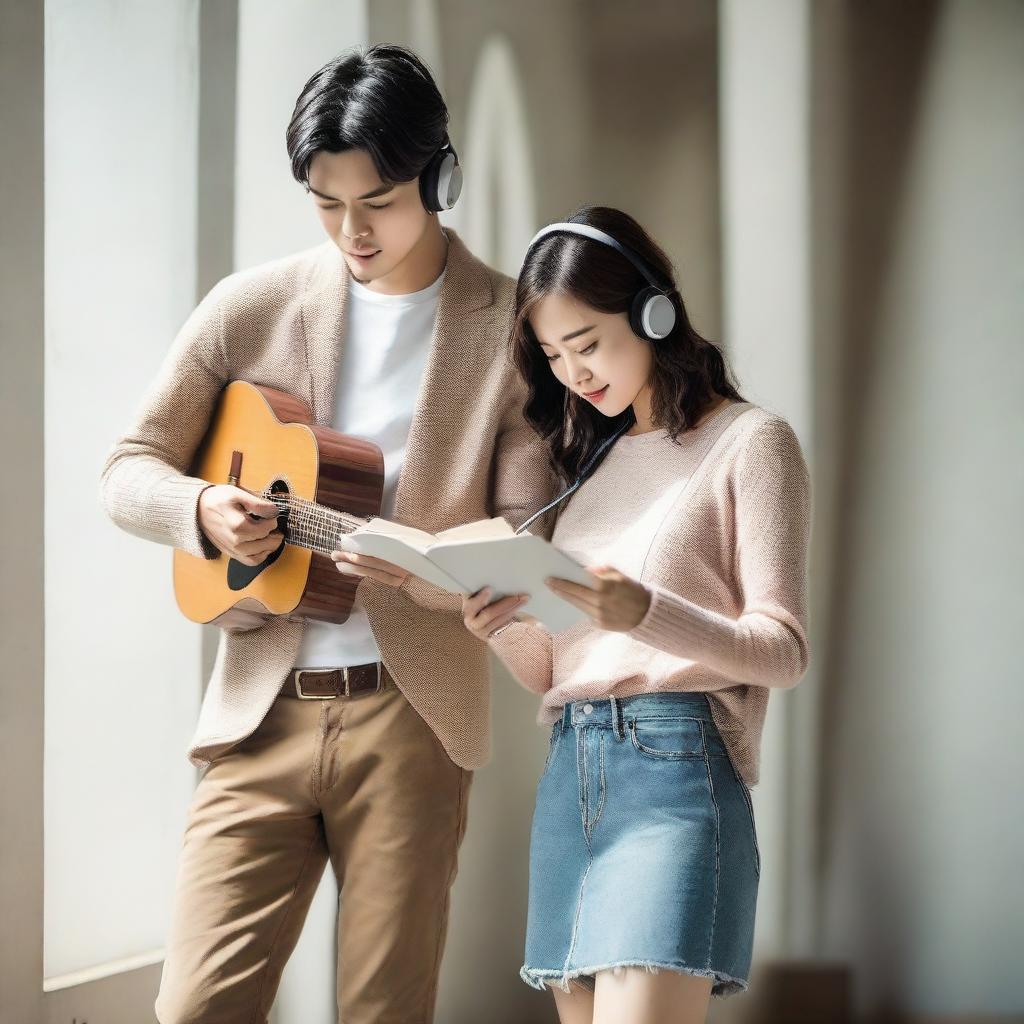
[172,380,385,630]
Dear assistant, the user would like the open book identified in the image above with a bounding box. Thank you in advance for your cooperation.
[338,517,593,632]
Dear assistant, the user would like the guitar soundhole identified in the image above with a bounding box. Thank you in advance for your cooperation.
[226,479,290,591]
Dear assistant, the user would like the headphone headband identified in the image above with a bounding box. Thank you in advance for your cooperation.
[525,221,669,293]
[524,218,678,342]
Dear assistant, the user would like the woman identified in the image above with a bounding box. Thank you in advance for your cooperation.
[462,207,810,1024]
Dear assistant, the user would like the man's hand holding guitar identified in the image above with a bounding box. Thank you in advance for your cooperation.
[197,484,284,567]
[197,479,405,585]
[197,484,408,587]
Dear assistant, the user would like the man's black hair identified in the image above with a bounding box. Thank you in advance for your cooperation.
[286,44,449,187]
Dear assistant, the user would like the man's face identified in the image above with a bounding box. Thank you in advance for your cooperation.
[306,148,434,288]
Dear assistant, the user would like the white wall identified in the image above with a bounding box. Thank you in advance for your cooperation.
[234,0,368,269]
[43,0,205,979]
[817,1,1024,1015]
[719,0,817,962]
[583,0,723,342]
[454,34,538,274]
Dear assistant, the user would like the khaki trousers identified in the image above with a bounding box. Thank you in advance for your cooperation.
[155,669,472,1024]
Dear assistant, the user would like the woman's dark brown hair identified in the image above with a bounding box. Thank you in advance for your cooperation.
[511,205,744,486]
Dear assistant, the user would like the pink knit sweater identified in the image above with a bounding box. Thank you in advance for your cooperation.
[488,400,811,786]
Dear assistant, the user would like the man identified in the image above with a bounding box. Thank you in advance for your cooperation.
[100,45,555,1024]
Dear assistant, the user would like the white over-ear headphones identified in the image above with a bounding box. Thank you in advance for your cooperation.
[419,140,463,213]
[523,219,678,341]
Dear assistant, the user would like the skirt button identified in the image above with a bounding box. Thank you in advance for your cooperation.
[583,703,594,714]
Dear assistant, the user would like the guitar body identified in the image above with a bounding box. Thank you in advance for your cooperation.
[172,380,385,629]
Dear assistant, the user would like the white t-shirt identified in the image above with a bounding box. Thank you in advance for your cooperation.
[294,268,444,668]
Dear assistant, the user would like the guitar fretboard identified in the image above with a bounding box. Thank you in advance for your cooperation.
[264,491,370,557]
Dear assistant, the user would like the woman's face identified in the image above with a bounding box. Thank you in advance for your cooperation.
[529,292,653,417]
[306,148,434,291]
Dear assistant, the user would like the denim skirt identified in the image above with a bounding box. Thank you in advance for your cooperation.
[520,692,760,998]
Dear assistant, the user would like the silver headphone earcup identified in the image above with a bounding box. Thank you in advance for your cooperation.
[631,288,676,340]
[434,152,462,211]
[640,291,676,340]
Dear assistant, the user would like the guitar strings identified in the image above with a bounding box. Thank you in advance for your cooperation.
[257,490,368,555]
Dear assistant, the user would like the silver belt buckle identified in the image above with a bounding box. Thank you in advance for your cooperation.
[294,668,342,700]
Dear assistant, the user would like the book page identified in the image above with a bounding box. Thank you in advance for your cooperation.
[339,531,464,592]
[432,517,517,544]
[429,534,593,632]
[349,517,437,552]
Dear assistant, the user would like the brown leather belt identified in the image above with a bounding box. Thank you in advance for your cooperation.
[280,661,390,700]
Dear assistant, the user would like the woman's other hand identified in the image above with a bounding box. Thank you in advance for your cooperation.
[461,587,529,641]
[545,565,652,631]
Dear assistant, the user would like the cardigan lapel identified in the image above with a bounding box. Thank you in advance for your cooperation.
[300,240,350,426]
[298,229,494,528]
[391,229,494,529]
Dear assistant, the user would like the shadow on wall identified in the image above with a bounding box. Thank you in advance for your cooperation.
[816,0,940,888]
[449,33,538,275]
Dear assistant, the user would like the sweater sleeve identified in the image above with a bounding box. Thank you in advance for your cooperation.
[487,620,554,695]
[626,417,811,688]
[99,279,232,561]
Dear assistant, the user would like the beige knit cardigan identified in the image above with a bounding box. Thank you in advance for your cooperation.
[100,230,558,770]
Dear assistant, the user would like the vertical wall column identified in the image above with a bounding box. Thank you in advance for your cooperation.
[814,2,1024,1015]
[0,1,44,1021]
[197,0,240,683]
[719,0,819,959]
[43,0,204,981]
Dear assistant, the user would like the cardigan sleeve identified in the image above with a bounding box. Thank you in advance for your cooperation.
[487,620,554,695]
[487,369,560,541]
[99,279,233,561]
[626,417,811,688]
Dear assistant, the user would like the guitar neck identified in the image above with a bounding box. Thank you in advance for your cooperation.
[264,491,370,557]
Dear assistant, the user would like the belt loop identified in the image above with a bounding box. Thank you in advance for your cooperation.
[609,695,625,742]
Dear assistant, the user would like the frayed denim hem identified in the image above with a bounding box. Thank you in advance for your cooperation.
[520,960,748,998]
